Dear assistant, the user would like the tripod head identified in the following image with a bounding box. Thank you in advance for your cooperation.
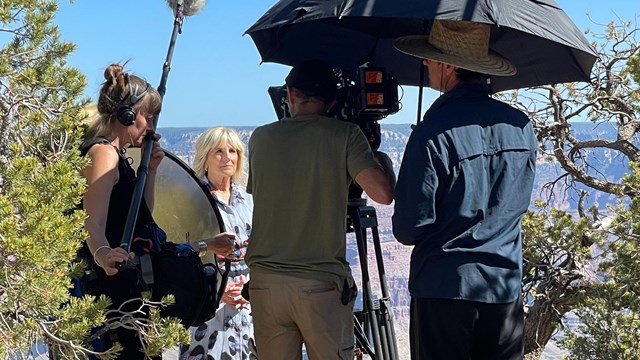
[348,197,368,208]
[347,197,368,233]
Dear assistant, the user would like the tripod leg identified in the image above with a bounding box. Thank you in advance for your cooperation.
[371,226,400,360]
[351,204,400,360]
[355,225,384,359]
[354,314,376,359]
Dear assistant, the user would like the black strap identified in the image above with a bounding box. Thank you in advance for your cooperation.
[79,136,111,156]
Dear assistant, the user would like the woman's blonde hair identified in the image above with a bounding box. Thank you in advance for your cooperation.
[85,63,162,139]
[193,127,246,184]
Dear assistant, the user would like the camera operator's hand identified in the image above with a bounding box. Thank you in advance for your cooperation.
[373,150,396,190]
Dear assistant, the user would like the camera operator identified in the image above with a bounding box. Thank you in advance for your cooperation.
[246,59,394,360]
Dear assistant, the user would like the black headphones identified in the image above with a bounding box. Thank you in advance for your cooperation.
[116,74,151,126]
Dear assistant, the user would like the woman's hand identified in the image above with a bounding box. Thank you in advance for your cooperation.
[147,133,165,172]
[222,275,250,310]
[205,232,236,258]
[94,246,134,276]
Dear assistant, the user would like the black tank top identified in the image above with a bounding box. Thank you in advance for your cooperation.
[81,137,153,248]
[80,138,160,360]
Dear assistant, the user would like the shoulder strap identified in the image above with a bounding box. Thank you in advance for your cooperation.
[80,136,111,156]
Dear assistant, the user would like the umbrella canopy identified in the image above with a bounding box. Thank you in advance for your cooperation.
[246,0,597,92]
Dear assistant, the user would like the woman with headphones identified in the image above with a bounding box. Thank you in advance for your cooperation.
[80,64,235,359]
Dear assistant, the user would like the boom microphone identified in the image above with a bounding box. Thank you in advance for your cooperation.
[122,0,207,256]
[166,0,206,16]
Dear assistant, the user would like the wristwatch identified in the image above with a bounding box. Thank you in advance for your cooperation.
[197,241,207,258]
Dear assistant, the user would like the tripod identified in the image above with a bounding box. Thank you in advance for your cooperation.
[348,198,399,360]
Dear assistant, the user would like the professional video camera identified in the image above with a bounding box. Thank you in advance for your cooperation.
[268,66,400,152]
[269,66,399,202]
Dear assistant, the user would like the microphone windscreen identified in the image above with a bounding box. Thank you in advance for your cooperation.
[166,0,206,16]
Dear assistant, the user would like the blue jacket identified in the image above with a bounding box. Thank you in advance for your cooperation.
[392,84,537,303]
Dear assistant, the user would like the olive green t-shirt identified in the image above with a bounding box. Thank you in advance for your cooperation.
[246,115,379,288]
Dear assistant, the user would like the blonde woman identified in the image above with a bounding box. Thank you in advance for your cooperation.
[183,126,254,359]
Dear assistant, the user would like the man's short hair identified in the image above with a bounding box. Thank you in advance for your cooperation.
[285,60,338,103]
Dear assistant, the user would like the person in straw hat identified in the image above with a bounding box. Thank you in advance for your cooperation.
[391,20,538,360]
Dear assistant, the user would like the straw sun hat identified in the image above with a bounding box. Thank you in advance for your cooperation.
[393,20,516,76]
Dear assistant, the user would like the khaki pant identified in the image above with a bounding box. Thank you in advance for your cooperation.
[249,272,355,360]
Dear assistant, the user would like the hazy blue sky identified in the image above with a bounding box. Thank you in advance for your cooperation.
[55,0,638,127]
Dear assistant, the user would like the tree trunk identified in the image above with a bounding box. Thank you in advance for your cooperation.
[524,301,562,356]
[524,348,544,360]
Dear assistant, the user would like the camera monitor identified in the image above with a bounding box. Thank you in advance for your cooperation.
[268,85,290,120]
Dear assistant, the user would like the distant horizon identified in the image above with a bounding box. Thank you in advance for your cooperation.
[157,120,595,129]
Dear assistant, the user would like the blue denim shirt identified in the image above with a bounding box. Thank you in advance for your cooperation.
[392,84,537,303]
[204,179,253,276]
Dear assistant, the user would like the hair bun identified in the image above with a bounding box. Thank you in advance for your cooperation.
[104,64,124,82]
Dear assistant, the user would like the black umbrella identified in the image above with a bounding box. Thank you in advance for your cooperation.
[245,0,597,92]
